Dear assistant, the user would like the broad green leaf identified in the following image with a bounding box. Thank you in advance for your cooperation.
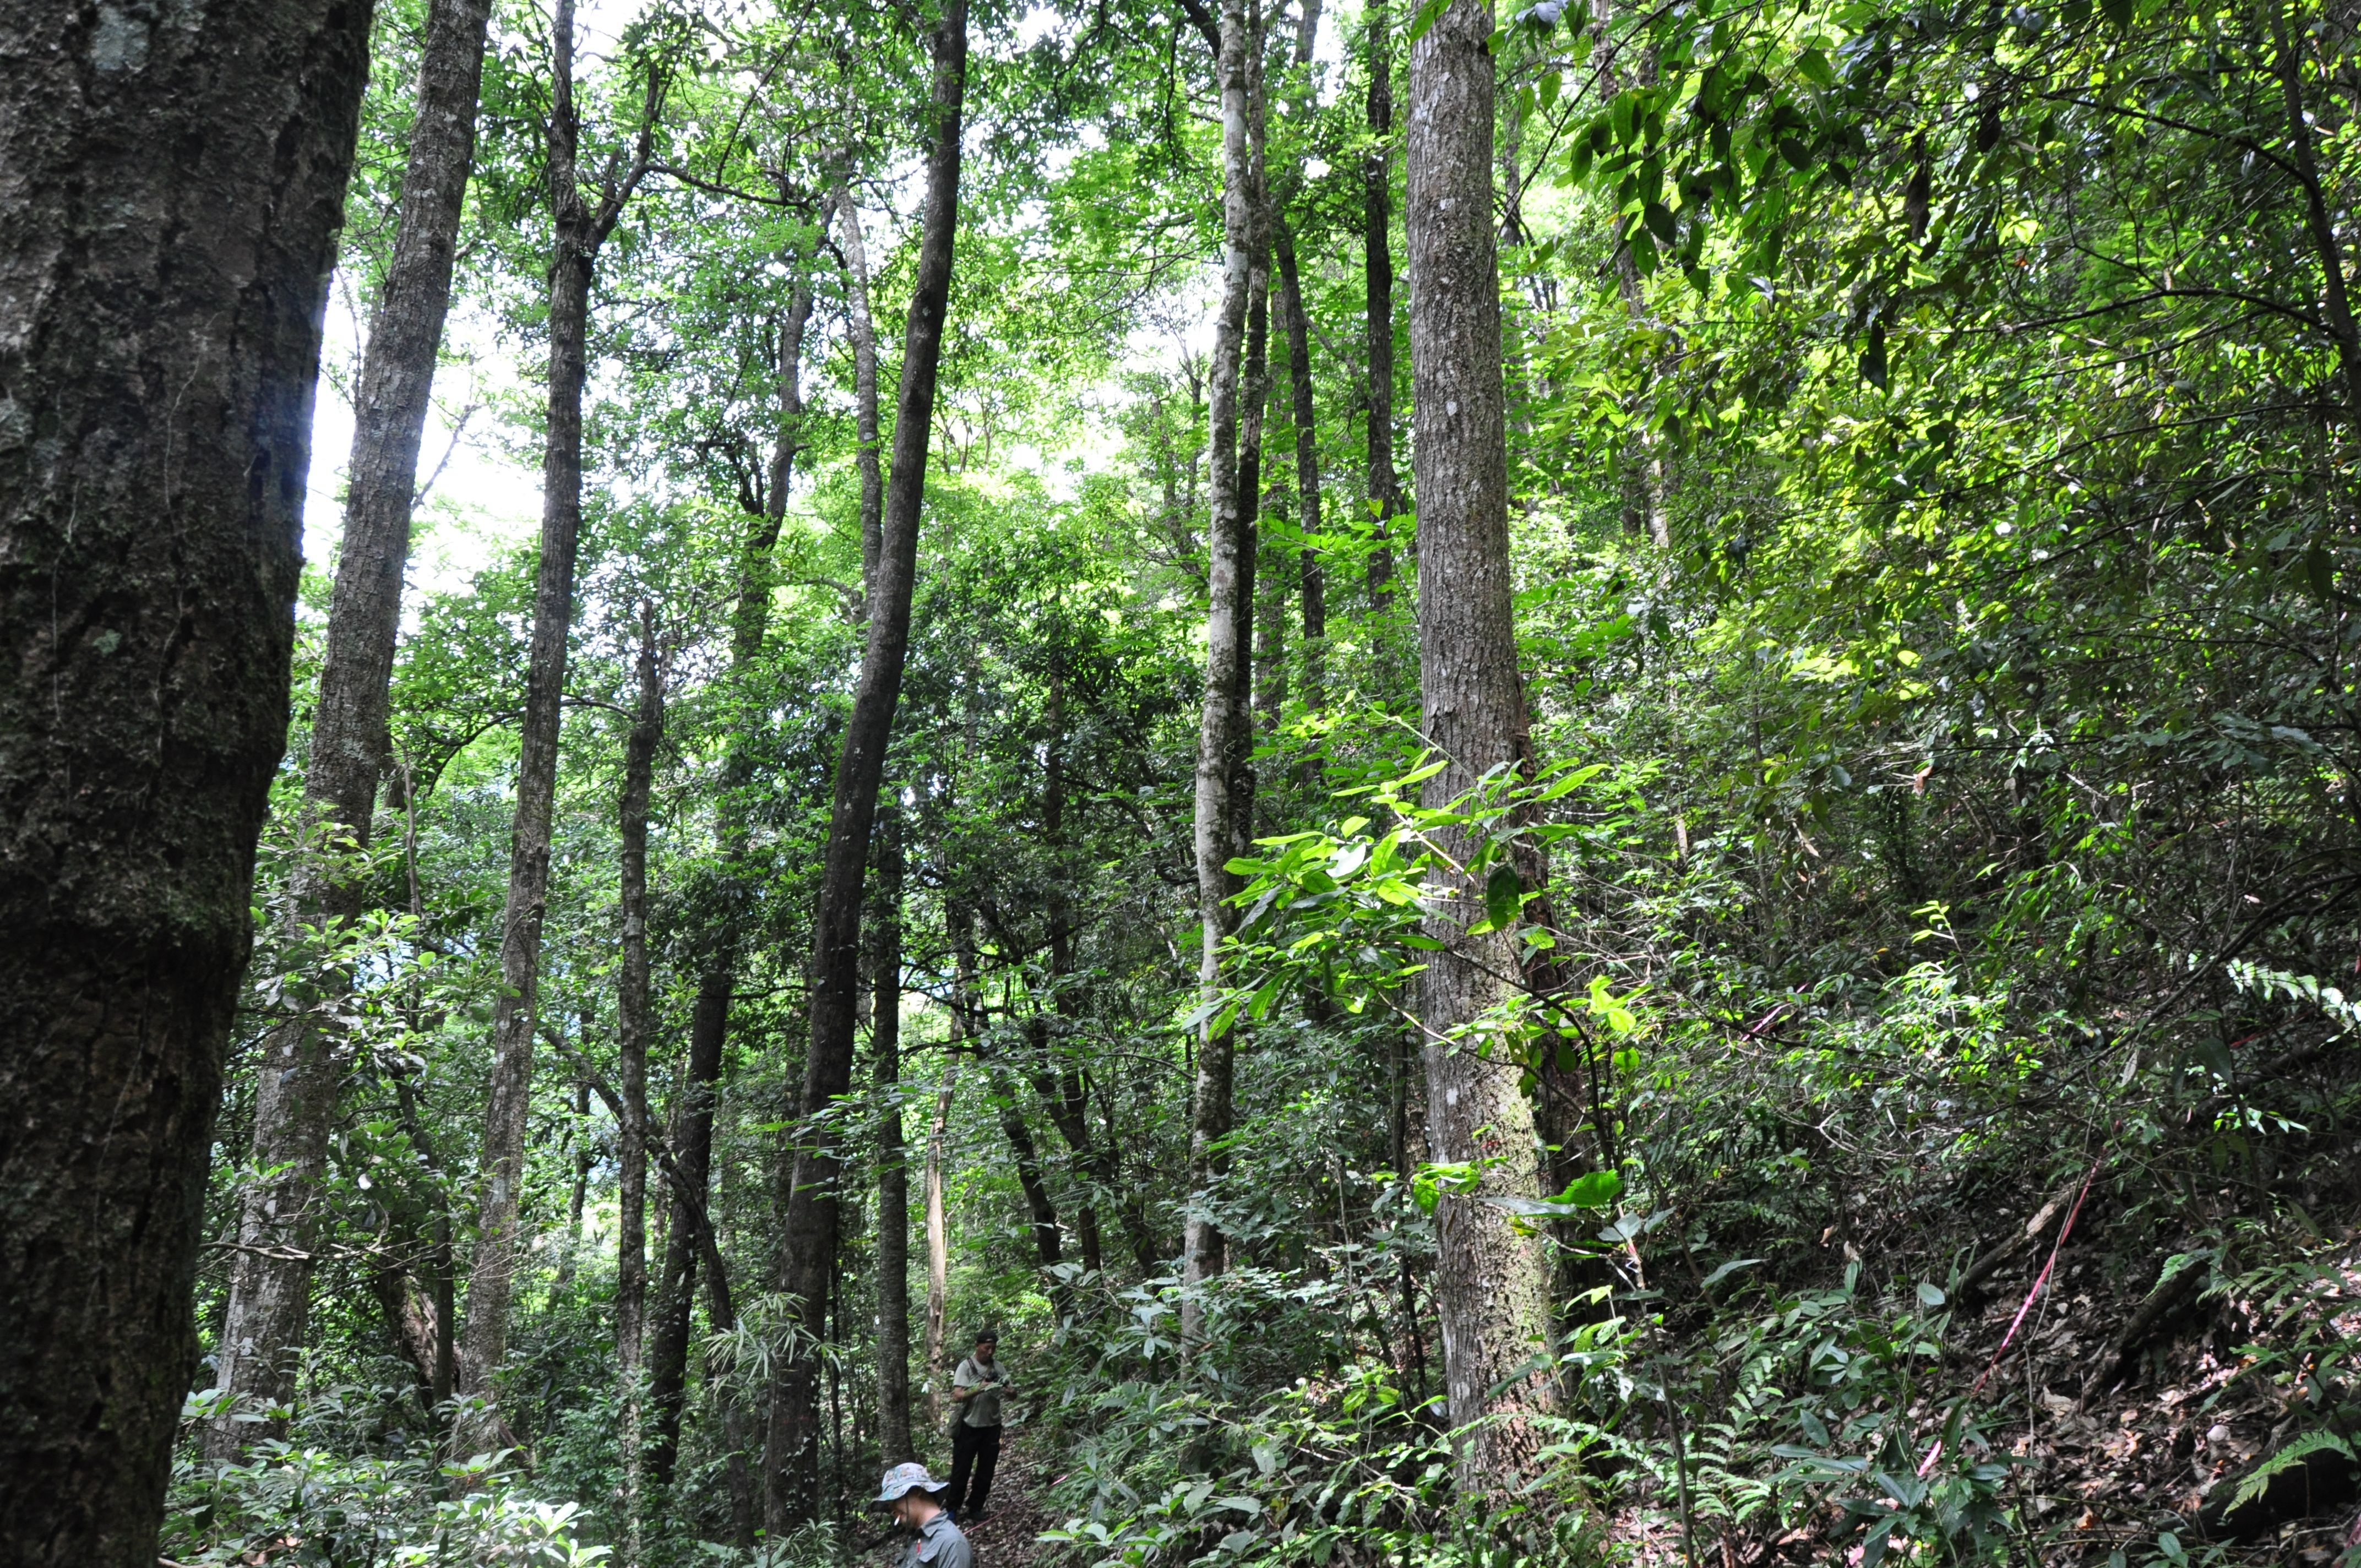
[1484,862,1522,928]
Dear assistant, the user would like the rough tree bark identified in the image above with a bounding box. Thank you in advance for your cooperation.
[1184,0,1258,1351]
[456,0,656,1426]
[765,0,967,1528]
[1405,0,1558,1491]
[208,0,494,1461]
[872,799,914,1463]
[613,607,661,1564]
[0,1,373,1559]
[1364,0,1401,603]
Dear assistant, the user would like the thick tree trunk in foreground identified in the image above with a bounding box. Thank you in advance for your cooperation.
[1184,0,1257,1351]
[1364,0,1401,604]
[613,609,661,1564]
[872,802,914,1463]
[0,1,373,1559]
[1405,0,1557,1491]
[458,0,652,1428]
[208,0,493,1460]
[766,1,967,1528]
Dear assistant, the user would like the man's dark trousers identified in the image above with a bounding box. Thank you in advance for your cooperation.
[949,1421,1001,1520]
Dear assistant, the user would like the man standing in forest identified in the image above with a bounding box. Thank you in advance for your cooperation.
[877,1462,971,1568]
[946,1329,1010,1522]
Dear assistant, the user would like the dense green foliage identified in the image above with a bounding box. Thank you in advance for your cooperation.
[179,0,2361,1564]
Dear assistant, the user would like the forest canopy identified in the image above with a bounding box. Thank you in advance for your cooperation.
[7,0,2361,1565]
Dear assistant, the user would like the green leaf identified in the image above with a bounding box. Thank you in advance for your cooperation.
[1860,317,1888,390]
[1407,0,1451,45]
[1796,47,1834,87]
[2306,540,2336,602]
[1702,1256,1767,1288]
[2099,0,2134,25]
[2224,1430,2353,1516]
[1550,1170,1625,1207]
[1916,1281,1946,1307]
[1859,1512,1898,1568]
[1484,862,1522,928]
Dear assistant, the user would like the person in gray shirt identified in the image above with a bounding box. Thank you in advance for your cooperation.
[877,1461,971,1568]
[946,1328,1010,1522]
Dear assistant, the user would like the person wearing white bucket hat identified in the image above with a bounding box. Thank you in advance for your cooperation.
[875,1461,972,1568]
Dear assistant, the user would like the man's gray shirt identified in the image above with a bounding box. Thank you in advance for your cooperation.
[953,1355,1007,1428]
[898,1511,971,1568]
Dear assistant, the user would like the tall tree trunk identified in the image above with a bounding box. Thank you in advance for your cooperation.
[391,1053,460,1417]
[644,962,725,1493]
[1364,0,1401,603]
[647,186,840,1500]
[369,1243,444,1405]
[1184,0,1258,1351]
[836,177,885,596]
[1032,657,1113,1277]
[1255,518,1287,740]
[766,1,967,1528]
[0,2,372,1559]
[613,607,661,1565]
[993,1065,1066,1274]
[922,1050,960,1419]
[754,194,835,554]
[1230,74,1271,854]
[851,170,910,1464]
[208,0,494,1461]
[457,0,655,1429]
[557,1076,591,1288]
[1405,0,1557,1491]
[643,190,833,1498]
[1271,3,1324,717]
[1276,224,1325,708]
[872,800,914,1463]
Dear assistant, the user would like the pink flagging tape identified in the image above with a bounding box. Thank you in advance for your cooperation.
[1917,1156,2104,1479]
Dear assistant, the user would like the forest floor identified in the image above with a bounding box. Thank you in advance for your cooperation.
[860,1434,1053,1568]
[1701,1237,2361,1566]
[958,1438,1054,1568]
